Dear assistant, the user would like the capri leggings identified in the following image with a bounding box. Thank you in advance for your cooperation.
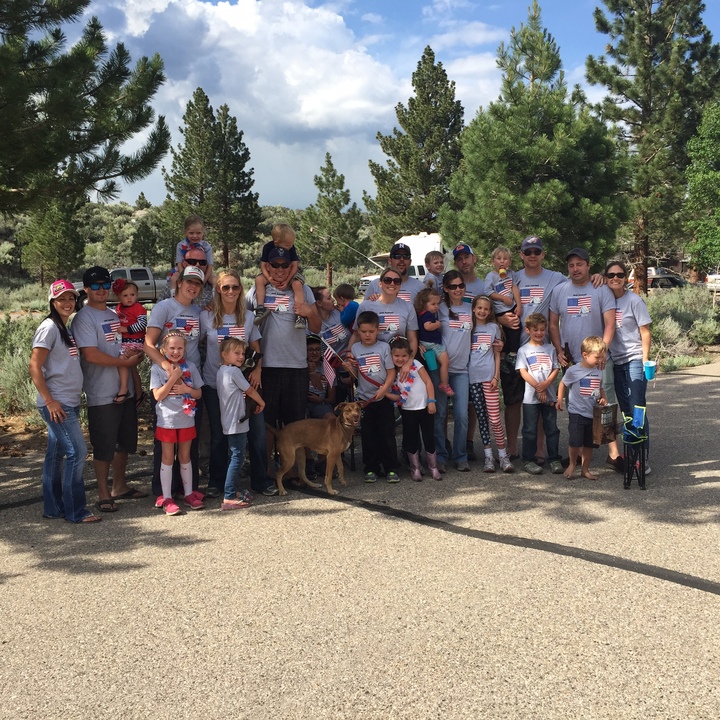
[469,382,507,450]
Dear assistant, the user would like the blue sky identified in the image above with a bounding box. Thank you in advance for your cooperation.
[86,0,720,210]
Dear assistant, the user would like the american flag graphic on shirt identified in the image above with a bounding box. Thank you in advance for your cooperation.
[217,325,245,344]
[449,312,471,330]
[579,376,601,396]
[322,324,347,344]
[102,320,120,343]
[358,354,381,374]
[267,294,291,311]
[175,317,199,335]
[615,309,623,328]
[527,353,552,372]
[521,287,544,305]
[379,314,400,332]
[68,338,79,357]
[398,290,412,302]
[567,296,592,315]
[494,277,513,295]
[472,332,493,351]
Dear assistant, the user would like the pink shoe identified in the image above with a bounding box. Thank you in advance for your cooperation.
[439,383,455,397]
[162,498,182,515]
[183,491,205,510]
[154,495,165,509]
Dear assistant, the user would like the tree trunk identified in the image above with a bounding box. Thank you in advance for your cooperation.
[325,262,333,288]
[633,213,648,295]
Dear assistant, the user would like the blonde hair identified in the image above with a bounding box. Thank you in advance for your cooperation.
[220,337,247,356]
[184,214,205,233]
[581,336,607,355]
[271,223,295,246]
[491,246,511,261]
[161,329,187,350]
[212,269,246,329]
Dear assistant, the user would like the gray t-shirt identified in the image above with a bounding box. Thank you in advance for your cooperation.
[485,269,518,314]
[246,283,315,368]
[562,364,604,418]
[200,310,261,388]
[350,340,394,401]
[468,322,502,384]
[515,342,560,404]
[72,305,125,406]
[364,276,426,304]
[319,309,351,357]
[150,361,203,430]
[216,364,251,435]
[439,303,472,374]
[32,319,84,407]
[549,280,615,364]
[355,297,418,344]
[461,276,486,305]
[147,298,203,368]
[609,291,652,365]
[516,268,567,346]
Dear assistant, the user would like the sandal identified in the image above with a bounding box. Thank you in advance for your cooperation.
[80,514,102,523]
[135,391,147,409]
[96,498,119,513]
[113,392,130,404]
[439,383,455,397]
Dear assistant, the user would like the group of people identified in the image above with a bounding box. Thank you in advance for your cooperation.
[30,218,651,523]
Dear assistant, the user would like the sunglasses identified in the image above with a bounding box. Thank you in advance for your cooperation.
[185,258,208,266]
[381,276,402,285]
[605,272,626,279]
[390,254,411,260]
[522,249,542,256]
[88,281,112,291]
[446,282,466,290]
[269,262,290,269]
[220,284,241,292]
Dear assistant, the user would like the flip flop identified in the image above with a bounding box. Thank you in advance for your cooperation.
[135,392,147,409]
[80,514,102,523]
[96,499,119,513]
[111,487,149,500]
[113,392,130,404]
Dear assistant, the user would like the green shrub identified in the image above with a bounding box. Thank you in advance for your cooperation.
[689,317,720,346]
[0,347,37,415]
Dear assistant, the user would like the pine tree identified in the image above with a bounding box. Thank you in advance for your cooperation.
[0,0,170,213]
[364,46,463,249]
[298,153,365,268]
[586,0,720,292]
[442,1,627,267]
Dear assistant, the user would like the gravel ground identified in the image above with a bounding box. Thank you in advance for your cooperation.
[1,361,719,719]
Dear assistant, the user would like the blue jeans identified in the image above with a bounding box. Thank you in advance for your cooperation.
[39,405,90,522]
[613,359,649,444]
[203,386,229,491]
[433,371,470,465]
[247,408,272,491]
[522,403,560,462]
[225,433,248,500]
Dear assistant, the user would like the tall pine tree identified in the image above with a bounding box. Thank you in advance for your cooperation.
[364,46,463,249]
[442,1,627,267]
[586,0,720,292]
[0,0,170,213]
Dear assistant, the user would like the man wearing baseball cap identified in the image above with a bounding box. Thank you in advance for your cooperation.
[452,244,486,301]
[363,242,426,303]
[72,266,147,512]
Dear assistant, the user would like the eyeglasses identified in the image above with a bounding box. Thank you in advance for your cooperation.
[446,282,466,290]
[605,272,626,279]
[390,254,411,260]
[88,281,112,291]
[522,249,543,256]
[185,258,207,266]
[381,276,402,285]
[269,262,290,269]
[220,284,241,292]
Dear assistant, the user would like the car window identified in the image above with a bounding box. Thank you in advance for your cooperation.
[130,268,148,282]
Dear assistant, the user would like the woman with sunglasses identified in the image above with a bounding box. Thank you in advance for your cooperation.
[432,269,473,472]
[353,267,419,378]
[199,269,266,497]
[605,260,652,463]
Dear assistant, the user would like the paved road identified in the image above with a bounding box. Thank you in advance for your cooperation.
[1,360,719,719]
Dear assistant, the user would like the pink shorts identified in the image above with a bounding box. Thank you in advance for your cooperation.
[155,426,196,443]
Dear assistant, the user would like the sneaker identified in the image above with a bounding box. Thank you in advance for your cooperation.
[162,498,182,516]
[154,495,165,509]
[204,486,221,498]
[523,461,543,475]
[606,455,625,474]
[499,456,515,473]
[364,471,378,483]
[253,305,269,325]
[438,383,455,397]
[466,441,477,462]
[261,484,278,496]
[636,460,652,476]
[437,463,447,474]
[483,457,496,473]
[549,460,564,475]
[386,471,400,483]
[294,315,307,329]
[183,491,205,510]
[456,462,471,472]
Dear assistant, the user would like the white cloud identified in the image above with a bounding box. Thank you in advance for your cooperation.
[421,0,471,20]
[361,13,383,24]
[430,21,507,50]
[445,52,503,117]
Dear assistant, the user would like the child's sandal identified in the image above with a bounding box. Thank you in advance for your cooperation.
[439,383,455,397]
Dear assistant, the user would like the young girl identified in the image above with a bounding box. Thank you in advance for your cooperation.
[415,287,454,396]
[150,330,204,515]
[386,336,440,481]
[217,337,266,510]
[176,214,213,281]
[468,295,514,473]
[113,278,147,406]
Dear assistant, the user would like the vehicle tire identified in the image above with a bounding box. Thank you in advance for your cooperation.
[75,291,87,312]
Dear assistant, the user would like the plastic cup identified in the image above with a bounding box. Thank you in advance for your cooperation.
[643,360,656,380]
[424,349,438,371]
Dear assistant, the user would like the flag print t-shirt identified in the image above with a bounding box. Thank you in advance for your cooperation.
[439,303,472,374]
[350,340,394,402]
[355,298,418,344]
[561,364,603,418]
[515,342,560,404]
[468,322,501,384]
[200,310,261,388]
[32,318,84,408]
[147,298,203,367]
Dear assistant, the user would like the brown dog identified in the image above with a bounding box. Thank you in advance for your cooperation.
[270,402,362,495]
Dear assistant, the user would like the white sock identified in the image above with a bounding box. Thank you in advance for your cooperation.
[160,463,173,500]
[498,449,508,459]
[484,448,493,459]
[180,462,193,497]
